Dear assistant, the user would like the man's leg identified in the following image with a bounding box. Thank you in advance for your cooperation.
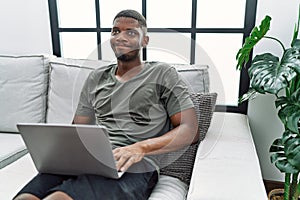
[14,193,40,200]
[50,171,158,200]
[44,191,73,200]
[13,174,74,200]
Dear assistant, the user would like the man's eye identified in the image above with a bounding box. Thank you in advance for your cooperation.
[112,30,120,35]
[126,31,137,36]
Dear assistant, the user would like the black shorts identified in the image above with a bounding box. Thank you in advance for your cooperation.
[15,171,158,200]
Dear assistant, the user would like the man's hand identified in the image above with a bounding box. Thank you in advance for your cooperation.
[113,143,145,172]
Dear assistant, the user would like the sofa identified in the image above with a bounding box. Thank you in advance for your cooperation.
[0,54,268,199]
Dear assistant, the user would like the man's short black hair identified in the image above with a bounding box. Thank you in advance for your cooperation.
[113,9,147,28]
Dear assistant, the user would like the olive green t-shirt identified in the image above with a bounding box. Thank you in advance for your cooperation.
[75,62,194,167]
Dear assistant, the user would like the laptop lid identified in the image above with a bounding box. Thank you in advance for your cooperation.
[17,123,124,179]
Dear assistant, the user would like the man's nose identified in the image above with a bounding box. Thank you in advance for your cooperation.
[116,32,128,42]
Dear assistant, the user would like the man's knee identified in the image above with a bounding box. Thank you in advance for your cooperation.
[44,191,73,200]
[14,193,40,200]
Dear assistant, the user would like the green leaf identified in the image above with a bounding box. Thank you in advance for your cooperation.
[270,138,284,152]
[275,159,299,173]
[270,145,284,153]
[270,137,300,173]
[271,152,286,163]
[291,4,300,46]
[291,86,300,100]
[282,130,296,144]
[285,134,300,170]
[281,47,300,74]
[238,88,257,103]
[275,96,288,108]
[292,39,300,48]
[278,104,297,126]
[248,53,297,94]
[286,111,300,133]
[236,16,271,70]
[277,88,300,131]
[289,75,300,96]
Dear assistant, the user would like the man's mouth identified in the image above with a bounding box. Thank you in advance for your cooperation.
[114,44,130,52]
[114,45,139,55]
[115,45,130,50]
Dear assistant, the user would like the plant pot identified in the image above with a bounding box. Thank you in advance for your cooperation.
[268,188,300,200]
[268,189,284,200]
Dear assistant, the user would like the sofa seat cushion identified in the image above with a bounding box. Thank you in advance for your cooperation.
[0,55,50,132]
[148,175,188,200]
[0,154,37,199]
[0,154,187,200]
[0,133,27,169]
[187,112,268,200]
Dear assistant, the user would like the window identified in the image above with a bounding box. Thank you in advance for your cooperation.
[48,0,257,114]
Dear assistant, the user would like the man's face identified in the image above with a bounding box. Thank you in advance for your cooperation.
[110,17,147,61]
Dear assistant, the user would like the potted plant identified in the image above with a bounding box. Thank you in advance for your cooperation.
[236,6,300,200]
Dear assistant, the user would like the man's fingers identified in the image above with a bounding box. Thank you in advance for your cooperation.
[119,157,135,172]
[113,148,121,161]
[114,150,129,171]
[112,146,145,171]
[116,154,141,172]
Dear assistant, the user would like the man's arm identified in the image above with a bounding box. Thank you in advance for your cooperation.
[113,107,198,172]
[72,115,95,124]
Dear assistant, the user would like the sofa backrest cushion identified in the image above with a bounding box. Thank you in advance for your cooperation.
[46,58,111,123]
[0,55,49,133]
[170,64,209,94]
[46,59,210,124]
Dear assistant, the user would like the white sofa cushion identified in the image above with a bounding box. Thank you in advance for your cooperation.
[187,112,268,200]
[171,64,209,93]
[0,133,27,169]
[0,55,49,132]
[0,154,37,199]
[46,58,111,123]
[149,175,188,200]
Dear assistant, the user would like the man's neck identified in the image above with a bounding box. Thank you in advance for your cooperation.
[115,59,144,82]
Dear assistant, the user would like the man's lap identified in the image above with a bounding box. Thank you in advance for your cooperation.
[15,171,158,200]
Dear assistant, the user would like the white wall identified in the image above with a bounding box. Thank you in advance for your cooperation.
[248,0,299,182]
[0,0,52,54]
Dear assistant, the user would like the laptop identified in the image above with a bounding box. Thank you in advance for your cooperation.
[17,123,124,179]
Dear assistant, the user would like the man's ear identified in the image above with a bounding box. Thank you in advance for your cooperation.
[142,36,149,48]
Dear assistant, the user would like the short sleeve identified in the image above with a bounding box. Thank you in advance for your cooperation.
[159,66,194,117]
[75,71,95,117]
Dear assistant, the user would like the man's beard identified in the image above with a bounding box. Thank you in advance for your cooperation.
[116,50,140,62]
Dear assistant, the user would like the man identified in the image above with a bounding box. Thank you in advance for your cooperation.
[14,9,198,200]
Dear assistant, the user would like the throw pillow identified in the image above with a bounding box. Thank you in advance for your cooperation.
[191,92,218,141]
[159,92,217,185]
